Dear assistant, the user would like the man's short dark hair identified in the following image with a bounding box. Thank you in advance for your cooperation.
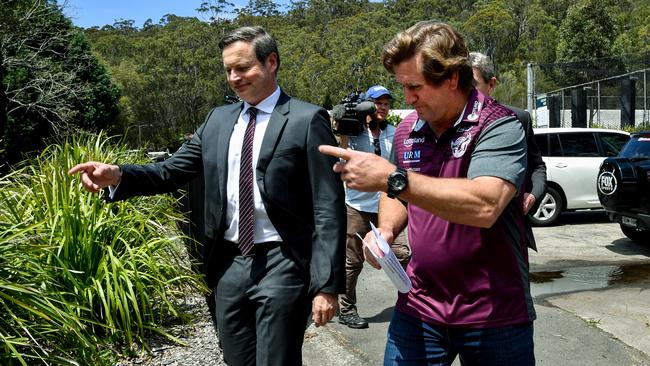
[219,26,281,72]
[469,52,495,84]
[381,21,473,94]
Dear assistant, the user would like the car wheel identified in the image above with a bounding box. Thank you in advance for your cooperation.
[529,187,564,226]
[619,224,647,244]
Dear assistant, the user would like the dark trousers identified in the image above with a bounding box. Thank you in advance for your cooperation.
[214,242,310,366]
[340,205,411,315]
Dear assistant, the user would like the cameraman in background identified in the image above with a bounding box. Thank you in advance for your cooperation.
[337,85,409,329]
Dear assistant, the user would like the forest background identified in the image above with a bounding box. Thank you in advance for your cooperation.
[2,0,650,169]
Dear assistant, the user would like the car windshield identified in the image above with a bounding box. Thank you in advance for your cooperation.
[620,134,650,158]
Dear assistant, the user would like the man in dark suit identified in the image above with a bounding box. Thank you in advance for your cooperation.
[469,52,546,250]
[69,26,345,366]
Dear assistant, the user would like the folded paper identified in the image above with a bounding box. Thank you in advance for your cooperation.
[365,222,412,293]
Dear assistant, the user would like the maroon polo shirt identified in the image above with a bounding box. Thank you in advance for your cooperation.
[392,90,535,328]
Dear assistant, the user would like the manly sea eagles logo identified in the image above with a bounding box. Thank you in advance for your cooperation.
[451,133,472,158]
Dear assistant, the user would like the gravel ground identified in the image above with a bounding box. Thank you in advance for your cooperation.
[116,295,226,366]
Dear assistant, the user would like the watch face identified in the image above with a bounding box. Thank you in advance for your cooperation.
[391,173,407,190]
[388,169,408,198]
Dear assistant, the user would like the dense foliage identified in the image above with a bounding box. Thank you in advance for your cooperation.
[3,0,649,154]
[79,0,650,150]
[0,133,205,365]
[0,0,120,170]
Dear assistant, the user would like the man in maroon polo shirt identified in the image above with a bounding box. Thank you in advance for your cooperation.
[319,21,535,365]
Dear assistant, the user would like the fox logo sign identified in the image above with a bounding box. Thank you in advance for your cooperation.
[597,171,617,195]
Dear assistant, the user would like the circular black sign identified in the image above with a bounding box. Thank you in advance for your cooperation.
[597,171,617,195]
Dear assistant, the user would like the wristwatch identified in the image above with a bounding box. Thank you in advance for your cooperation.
[387,167,408,199]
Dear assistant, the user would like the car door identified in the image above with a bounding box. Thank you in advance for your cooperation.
[546,132,602,209]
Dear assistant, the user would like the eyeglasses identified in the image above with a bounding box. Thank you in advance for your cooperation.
[373,138,381,156]
[374,102,391,109]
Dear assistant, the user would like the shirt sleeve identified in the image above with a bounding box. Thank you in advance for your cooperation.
[467,116,527,190]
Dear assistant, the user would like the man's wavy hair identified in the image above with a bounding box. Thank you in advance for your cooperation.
[381,21,474,94]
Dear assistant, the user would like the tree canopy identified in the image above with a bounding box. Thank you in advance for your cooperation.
[0,0,120,168]
[4,0,650,154]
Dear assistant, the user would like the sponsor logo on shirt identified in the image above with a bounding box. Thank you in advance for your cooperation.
[402,150,421,164]
[403,136,425,147]
[451,133,472,158]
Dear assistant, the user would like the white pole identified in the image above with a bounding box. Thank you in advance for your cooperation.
[527,63,535,119]
[597,82,601,125]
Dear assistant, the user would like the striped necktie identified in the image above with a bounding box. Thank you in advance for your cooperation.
[238,107,257,256]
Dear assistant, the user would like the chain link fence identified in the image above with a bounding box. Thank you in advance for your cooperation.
[532,54,650,130]
[534,68,649,129]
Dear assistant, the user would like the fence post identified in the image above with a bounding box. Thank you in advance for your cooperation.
[571,88,587,128]
[620,77,636,129]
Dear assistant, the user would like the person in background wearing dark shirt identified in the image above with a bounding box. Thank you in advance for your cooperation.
[470,51,547,250]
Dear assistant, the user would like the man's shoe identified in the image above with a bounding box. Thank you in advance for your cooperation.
[338,313,369,329]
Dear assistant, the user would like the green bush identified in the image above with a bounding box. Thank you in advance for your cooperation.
[622,122,650,133]
[386,113,403,126]
[0,132,206,365]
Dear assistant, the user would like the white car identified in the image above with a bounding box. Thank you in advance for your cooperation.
[530,128,630,226]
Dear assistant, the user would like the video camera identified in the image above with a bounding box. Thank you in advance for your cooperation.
[331,92,377,136]
[224,95,241,104]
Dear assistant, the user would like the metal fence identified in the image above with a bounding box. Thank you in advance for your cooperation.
[534,68,649,129]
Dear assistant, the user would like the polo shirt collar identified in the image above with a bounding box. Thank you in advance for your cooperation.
[460,89,485,123]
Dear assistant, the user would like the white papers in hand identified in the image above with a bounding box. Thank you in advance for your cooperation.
[366,222,412,293]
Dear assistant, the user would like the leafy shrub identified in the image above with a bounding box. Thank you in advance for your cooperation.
[386,113,403,126]
[0,132,206,365]
[622,122,650,133]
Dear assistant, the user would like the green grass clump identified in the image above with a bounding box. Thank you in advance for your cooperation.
[622,122,650,133]
[0,132,206,365]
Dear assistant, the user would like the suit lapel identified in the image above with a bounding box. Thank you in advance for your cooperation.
[217,102,243,196]
[257,92,290,176]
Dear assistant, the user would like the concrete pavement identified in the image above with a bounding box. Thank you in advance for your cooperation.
[303,268,650,365]
[303,215,650,365]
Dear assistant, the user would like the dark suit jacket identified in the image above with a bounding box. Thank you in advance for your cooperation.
[111,91,346,296]
[508,105,547,251]
[508,105,547,203]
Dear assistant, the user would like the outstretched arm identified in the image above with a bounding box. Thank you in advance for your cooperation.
[318,146,517,228]
[318,115,527,228]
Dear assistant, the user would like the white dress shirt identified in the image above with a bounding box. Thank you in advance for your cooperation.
[224,87,283,244]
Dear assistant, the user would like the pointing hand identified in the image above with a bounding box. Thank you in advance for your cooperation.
[68,162,121,193]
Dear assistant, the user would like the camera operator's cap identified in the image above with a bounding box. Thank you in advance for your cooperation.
[365,85,393,100]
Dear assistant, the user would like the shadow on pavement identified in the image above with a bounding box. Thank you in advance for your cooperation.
[365,306,394,323]
[606,238,650,257]
[555,210,611,226]
[531,210,612,228]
